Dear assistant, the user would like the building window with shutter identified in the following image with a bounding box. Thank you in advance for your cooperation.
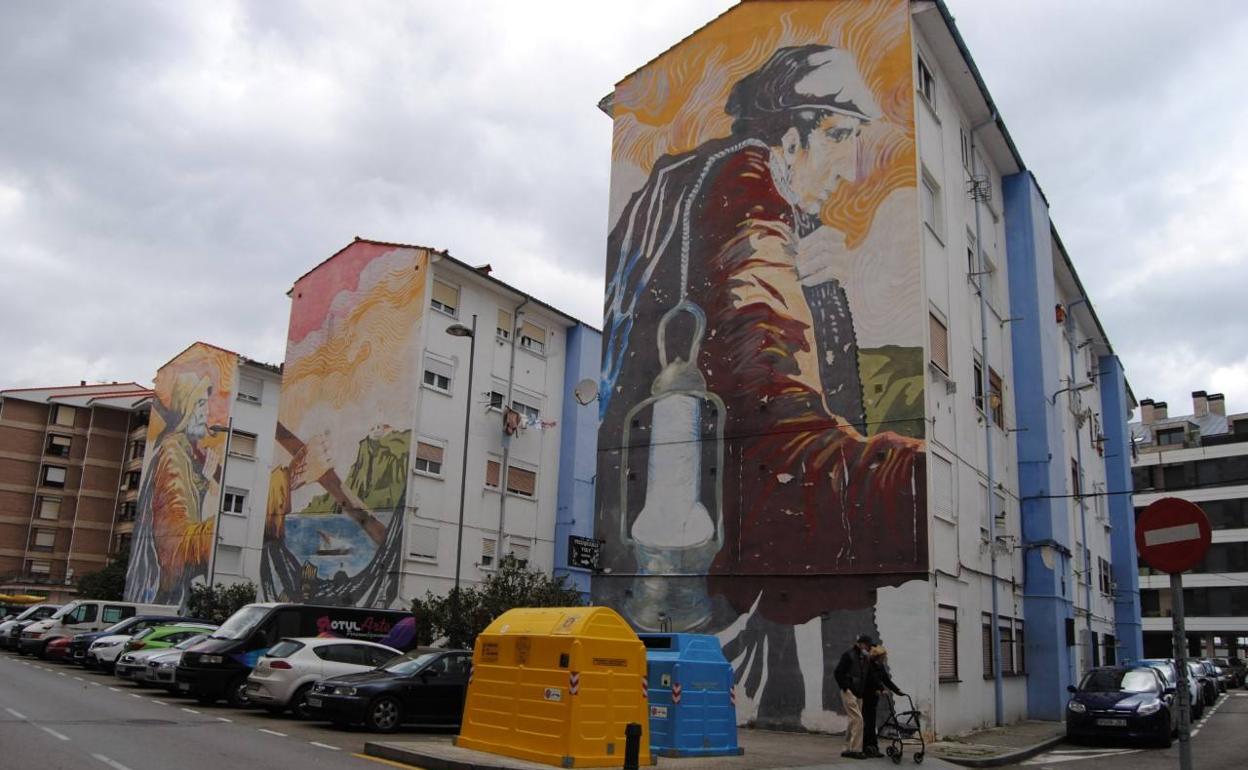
[932,453,954,522]
[46,434,72,457]
[414,440,445,477]
[237,375,263,403]
[422,354,454,394]
[507,537,532,568]
[28,560,52,575]
[229,431,257,459]
[982,621,994,679]
[221,488,247,514]
[519,320,546,355]
[506,465,537,498]
[999,623,1015,676]
[485,457,501,489]
[1015,621,1026,674]
[32,529,56,551]
[52,404,76,427]
[37,496,61,520]
[42,465,67,488]
[921,173,942,239]
[497,309,513,340]
[929,313,949,374]
[409,523,440,561]
[481,538,496,567]
[938,606,958,682]
[431,280,459,317]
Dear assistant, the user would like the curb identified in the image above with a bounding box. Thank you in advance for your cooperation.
[936,734,1065,768]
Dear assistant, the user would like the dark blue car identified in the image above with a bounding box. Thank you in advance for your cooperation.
[1066,666,1177,747]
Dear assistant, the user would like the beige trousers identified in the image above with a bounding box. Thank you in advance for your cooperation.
[843,689,863,752]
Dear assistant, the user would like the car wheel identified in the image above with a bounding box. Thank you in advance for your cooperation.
[225,677,251,709]
[289,685,315,720]
[1155,719,1173,748]
[365,696,402,733]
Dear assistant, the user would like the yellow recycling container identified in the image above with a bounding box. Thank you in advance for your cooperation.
[456,606,652,768]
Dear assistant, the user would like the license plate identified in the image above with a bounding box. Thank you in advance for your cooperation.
[306,696,322,708]
[1096,718,1127,727]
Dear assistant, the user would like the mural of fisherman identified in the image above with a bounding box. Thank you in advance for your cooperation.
[596,1,927,731]
[125,345,236,606]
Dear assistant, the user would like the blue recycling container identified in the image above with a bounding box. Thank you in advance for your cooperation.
[640,633,743,758]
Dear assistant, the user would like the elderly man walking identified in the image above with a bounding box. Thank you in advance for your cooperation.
[834,634,874,759]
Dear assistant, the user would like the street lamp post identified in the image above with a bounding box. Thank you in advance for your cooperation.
[446,316,478,613]
[206,418,233,590]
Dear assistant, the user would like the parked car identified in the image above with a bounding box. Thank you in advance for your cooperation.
[0,604,59,651]
[1211,658,1243,689]
[1139,659,1203,720]
[1226,657,1247,688]
[114,629,215,682]
[307,647,473,732]
[1186,660,1218,709]
[245,637,401,718]
[177,602,411,707]
[136,634,212,691]
[69,614,209,667]
[1200,659,1228,693]
[44,636,73,661]
[1066,666,1176,747]
[19,600,177,658]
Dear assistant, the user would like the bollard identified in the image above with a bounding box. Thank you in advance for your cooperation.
[623,722,642,770]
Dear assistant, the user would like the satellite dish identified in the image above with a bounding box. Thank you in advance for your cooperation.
[573,378,600,406]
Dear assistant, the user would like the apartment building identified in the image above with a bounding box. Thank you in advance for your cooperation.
[589,0,1139,736]
[0,382,152,601]
[1132,391,1248,659]
[256,239,599,609]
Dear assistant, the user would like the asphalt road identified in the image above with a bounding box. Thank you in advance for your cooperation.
[1016,690,1248,769]
[0,651,429,770]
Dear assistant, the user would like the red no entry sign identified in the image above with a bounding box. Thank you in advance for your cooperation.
[1135,497,1212,574]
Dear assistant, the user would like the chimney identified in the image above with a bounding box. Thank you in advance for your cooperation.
[1192,390,1209,417]
[1154,401,1168,421]
[1140,398,1155,425]
[1209,393,1226,416]
[80,380,86,386]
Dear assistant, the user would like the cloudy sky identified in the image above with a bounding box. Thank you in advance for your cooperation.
[2,1,1246,417]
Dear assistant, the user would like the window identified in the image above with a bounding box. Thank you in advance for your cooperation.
[118,501,137,521]
[481,538,496,567]
[42,465,67,488]
[1103,633,1116,666]
[122,470,141,490]
[67,603,98,624]
[917,55,936,106]
[237,375,263,403]
[497,309,513,339]
[512,400,541,424]
[507,538,532,568]
[488,391,505,410]
[973,359,985,412]
[486,458,500,489]
[982,621,994,678]
[1156,427,1184,447]
[422,355,453,394]
[994,491,1007,536]
[932,454,954,521]
[1098,556,1113,594]
[966,229,978,277]
[38,496,61,520]
[216,545,242,574]
[938,607,958,682]
[414,441,444,476]
[229,431,256,459]
[519,320,546,355]
[978,483,990,537]
[1015,620,1027,674]
[28,560,51,576]
[46,434,72,457]
[32,529,56,550]
[364,646,397,667]
[52,404,76,427]
[960,125,972,170]
[431,281,459,316]
[486,460,537,497]
[222,488,247,514]
[988,368,1004,427]
[929,313,949,374]
[409,523,439,561]
[127,440,146,461]
[998,623,1015,675]
[1071,458,1082,498]
[101,605,129,624]
[921,175,941,236]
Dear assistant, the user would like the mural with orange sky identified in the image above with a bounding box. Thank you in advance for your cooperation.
[125,342,237,605]
[261,242,428,607]
[594,0,928,731]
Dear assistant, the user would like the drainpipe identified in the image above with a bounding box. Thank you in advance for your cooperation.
[1065,298,1095,675]
[494,296,530,558]
[969,113,1005,727]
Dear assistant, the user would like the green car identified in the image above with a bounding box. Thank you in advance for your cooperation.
[124,623,217,653]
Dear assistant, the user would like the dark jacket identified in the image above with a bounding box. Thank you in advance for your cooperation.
[865,656,904,697]
[834,646,869,696]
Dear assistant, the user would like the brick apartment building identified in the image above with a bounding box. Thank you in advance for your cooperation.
[0,382,152,601]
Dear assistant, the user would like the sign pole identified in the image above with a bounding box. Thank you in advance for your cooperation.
[1170,572,1192,770]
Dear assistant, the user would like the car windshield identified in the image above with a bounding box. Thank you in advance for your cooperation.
[379,651,440,676]
[14,605,51,622]
[1080,669,1157,693]
[50,601,80,620]
[175,634,208,650]
[265,640,304,659]
[213,606,270,640]
[1139,660,1174,681]
[1213,658,1229,666]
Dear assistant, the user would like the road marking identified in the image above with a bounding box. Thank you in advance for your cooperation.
[90,682,101,687]
[73,677,83,682]
[150,699,166,705]
[354,754,425,769]
[108,687,122,692]
[92,754,133,770]
[5,707,27,719]
[1023,748,1140,765]
[181,707,200,714]
[310,742,342,751]
[1143,523,1201,546]
[129,693,141,699]
[258,728,288,737]
[215,717,232,723]
[41,725,70,741]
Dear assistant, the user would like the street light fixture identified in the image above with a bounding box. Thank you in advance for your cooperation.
[206,419,233,590]
[446,315,477,612]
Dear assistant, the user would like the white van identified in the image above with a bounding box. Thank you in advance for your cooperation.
[18,600,177,658]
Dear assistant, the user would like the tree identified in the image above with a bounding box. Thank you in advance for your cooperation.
[411,556,585,649]
[76,543,130,600]
[186,581,257,624]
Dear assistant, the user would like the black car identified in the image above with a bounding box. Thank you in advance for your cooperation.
[308,647,472,733]
[1185,659,1218,708]
[1066,666,1176,747]
[68,615,208,668]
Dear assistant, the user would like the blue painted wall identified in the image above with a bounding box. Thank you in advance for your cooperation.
[1003,171,1076,720]
[1098,355,1143,662]
[554,323,602,597]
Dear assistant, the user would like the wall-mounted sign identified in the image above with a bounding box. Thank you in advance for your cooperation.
[568,536,604,570]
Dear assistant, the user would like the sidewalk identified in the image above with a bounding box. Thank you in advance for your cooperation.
[925,720,1065,767]
[365,727,964,769]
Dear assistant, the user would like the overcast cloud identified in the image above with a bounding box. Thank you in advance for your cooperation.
[2,1,1246,417]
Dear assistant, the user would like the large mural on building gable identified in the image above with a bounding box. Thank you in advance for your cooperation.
[594,0,928,730]
[125,343,237,606]
[260,242,427,608]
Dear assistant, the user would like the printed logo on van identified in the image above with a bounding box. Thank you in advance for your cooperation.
[315,615,394,638]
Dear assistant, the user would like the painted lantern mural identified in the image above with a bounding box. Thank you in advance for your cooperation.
[595,0,928,730]
[260,242,428,607]
[125,343,237,605]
